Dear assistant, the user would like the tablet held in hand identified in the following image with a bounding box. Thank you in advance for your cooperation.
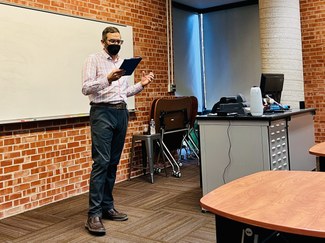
[119,57,142,76]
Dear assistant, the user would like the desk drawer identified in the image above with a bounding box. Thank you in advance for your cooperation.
[269,119,289,170]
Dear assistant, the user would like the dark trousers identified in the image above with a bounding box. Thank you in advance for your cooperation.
[88,106,129,217]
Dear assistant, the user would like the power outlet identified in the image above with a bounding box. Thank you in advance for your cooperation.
[168,83,176,92]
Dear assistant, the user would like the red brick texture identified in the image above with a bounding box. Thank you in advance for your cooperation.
[0,0,171,219]
[300,0,325,143]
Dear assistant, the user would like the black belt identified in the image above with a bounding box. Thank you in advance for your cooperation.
[90,102,127,110]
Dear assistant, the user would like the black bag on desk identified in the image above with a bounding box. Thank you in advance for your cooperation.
[211,95,247,115]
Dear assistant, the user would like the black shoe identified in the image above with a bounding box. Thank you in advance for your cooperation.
[103,208,128,221]
[85,216,106,236]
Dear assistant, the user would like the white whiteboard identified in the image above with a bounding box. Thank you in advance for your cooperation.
[0,3,135,123]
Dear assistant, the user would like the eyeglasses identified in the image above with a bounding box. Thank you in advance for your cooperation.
[107,39,124,45]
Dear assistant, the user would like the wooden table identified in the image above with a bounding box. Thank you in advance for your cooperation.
[309,142,325,171]
[200,171,325,242]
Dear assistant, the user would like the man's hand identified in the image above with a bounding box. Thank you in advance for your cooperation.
[107,69,125,83]
[141,71,154,87]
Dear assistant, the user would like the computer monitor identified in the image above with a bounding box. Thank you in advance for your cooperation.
[260,73,284,103]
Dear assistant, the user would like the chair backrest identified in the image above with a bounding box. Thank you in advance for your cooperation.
[159,109,188,132]
[151,97,192,133]
[150,97,192,150]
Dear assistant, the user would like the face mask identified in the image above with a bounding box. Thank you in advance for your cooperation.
[106,44,121,56]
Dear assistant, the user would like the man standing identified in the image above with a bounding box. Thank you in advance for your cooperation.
[82,26,154,235]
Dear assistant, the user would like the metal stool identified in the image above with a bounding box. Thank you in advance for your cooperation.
[129,133,167,183]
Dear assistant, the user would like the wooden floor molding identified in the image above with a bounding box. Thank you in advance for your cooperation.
[0,160,216,242]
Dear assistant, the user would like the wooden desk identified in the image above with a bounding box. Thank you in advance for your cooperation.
[309,142,325,171]
[200,171,325,242]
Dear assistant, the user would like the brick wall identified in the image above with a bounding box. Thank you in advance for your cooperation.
[300,0,325,143]
[0,0,170,219]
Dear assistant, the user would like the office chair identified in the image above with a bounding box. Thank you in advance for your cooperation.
[151,97,192,177]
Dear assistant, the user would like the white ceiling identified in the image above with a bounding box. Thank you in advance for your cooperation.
[173,0,247,9]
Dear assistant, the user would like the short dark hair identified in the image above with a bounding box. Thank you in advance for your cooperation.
[102,26,120,42]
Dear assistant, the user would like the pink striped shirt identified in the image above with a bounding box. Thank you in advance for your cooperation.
[82,49,143,104]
